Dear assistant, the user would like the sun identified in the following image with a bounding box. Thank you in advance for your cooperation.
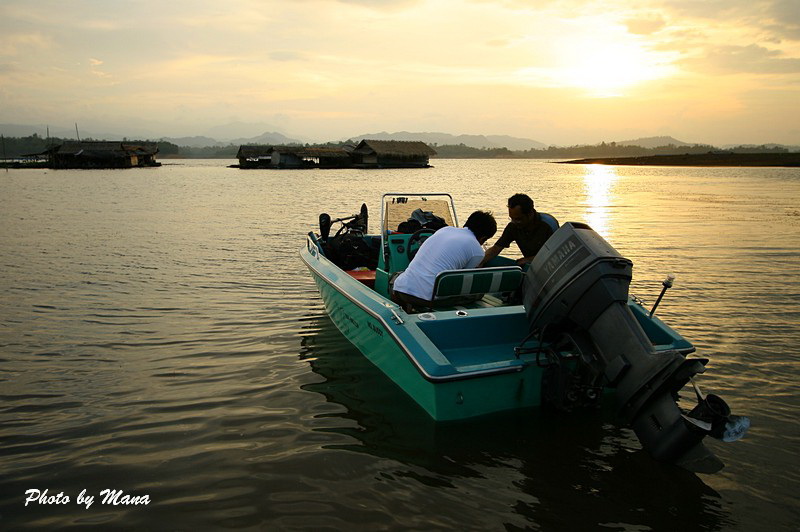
[555,39,675,97]
[513,35,676,98]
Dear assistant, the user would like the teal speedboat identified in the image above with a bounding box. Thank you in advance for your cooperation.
[300,193,748,472]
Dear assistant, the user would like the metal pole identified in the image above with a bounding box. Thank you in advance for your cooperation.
[649,274,675,318]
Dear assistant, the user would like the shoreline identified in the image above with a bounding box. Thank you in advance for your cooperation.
[557,152,800,167]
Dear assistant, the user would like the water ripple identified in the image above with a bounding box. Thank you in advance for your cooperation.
[0,161,798,530]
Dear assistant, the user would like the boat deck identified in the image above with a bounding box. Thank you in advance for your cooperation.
[414,306,530,369]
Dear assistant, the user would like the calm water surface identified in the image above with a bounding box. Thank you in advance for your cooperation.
[1,159,799,530]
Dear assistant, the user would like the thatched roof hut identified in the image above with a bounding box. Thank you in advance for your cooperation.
[50,141,159,169]
[236,140,437,169]
[236,145,272,159]
[352,140,436,168]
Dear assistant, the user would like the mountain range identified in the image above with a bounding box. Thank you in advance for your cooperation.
[2,123,797,151]
[162,131,302,148]
[615,136,697,148]
[345,131,548,151]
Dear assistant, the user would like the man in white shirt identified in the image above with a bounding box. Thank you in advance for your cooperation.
[392,211,497,311]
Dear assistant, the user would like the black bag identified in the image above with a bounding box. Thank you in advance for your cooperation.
[325,232,377,270]
[423,217,447,230]
[396,219,422,233]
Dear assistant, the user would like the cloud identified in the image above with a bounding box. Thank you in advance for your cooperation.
[269,51,309,62]
[685,44,800,74]
[625,15,666,35]
[649,0,800,42]
[87,57,115,80]
[0,32,52,55]
[0,62,20,74]
[0,0,798,145]
[486,38,512,48]
[333,0,422,10]
[767,0,800,40]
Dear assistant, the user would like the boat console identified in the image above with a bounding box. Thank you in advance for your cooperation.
[522,222,749,472]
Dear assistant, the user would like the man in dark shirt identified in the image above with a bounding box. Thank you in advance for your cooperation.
[480,193,554,267]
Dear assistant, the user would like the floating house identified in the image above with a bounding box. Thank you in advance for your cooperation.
[351,140,436,168]
[48,141,160,169]
[235,140,436,169]
[270,146,351,169]
[236,145,352,169]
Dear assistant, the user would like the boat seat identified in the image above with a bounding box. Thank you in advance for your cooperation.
[346,269,376,288]
[432,266,523,301]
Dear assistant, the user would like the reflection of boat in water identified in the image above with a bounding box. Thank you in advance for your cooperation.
[300,193,748,472]
[298,314,728,531]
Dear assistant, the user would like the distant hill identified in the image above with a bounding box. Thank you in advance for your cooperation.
[201,121,304,142]
[229,131,303,146]
[615,136,696,148]
[162,131,303,148]
[484,134,548,151]
[4,122,794,153]
[350,131,547,150]
[162,136,225,148]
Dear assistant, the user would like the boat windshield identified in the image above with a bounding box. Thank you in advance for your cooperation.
[382,194,457,233]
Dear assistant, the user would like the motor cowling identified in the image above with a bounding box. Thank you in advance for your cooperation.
[523,222,747,472]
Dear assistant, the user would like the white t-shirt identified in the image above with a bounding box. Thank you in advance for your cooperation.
[393,226,484,301]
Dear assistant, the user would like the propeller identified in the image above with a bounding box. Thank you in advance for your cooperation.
[686,379,751,443]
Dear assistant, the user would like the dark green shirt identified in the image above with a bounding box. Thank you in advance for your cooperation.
[494,213,554,259]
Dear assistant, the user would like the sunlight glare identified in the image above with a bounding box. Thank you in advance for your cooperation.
[582,164,619,236]
[556,39,674,97]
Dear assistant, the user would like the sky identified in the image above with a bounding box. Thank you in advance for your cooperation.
[1,0,799,146]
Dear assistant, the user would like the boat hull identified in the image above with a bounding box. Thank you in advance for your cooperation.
[301,233,693,422]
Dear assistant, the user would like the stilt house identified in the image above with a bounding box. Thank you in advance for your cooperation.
[268,146,351,169]
[49,141,159,169]
[351,140,436,168]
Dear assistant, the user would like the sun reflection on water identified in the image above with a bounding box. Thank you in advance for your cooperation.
[581,165,619,237]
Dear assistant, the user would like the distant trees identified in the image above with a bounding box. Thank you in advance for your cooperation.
[431,143,790,159]
[0,134,53,157]
[0,134,793,160]
[166,144,238,158]
[156,140,180,155]
[432,144,518,158]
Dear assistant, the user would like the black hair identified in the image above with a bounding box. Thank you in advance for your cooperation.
[507,193,534,215]
[464,210,497,240]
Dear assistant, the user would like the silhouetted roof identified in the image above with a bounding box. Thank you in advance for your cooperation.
[354,140,436,156]
[237,145,273,158]
[55,141,157,156]
[274,146,350,158]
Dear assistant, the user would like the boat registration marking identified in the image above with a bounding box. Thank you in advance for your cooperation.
[368,321,384,337]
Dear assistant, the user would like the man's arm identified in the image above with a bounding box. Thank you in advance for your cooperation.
[479,244,503,267]
[480,223,514,267]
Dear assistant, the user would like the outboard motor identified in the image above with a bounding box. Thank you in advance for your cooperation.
[522,222,748,472]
